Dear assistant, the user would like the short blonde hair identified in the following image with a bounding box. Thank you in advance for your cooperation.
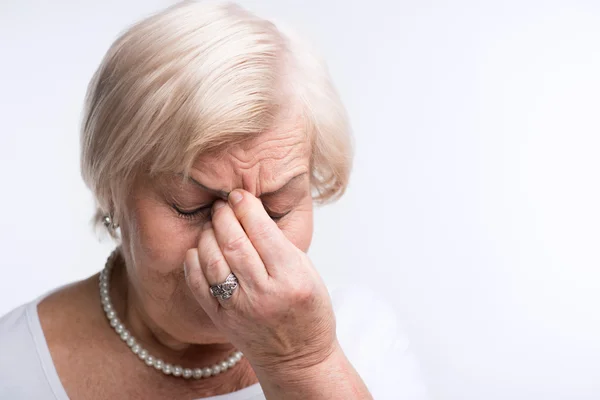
[80,0,352,239]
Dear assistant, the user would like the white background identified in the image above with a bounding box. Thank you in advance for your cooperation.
[2,1,600,399]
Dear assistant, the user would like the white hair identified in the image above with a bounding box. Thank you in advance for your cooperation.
[80,0,352,239]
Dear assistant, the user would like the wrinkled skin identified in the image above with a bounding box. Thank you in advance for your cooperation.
[118,109,336,376]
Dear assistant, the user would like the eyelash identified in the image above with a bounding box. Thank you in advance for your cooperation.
[172,204,288,222]
[173,205,212,221]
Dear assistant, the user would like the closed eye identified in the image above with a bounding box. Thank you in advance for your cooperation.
[174,203,290,222]
[172,204,212,221]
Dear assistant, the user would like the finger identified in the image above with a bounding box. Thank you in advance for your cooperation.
[198,221,232,285]
[211,200,268,285]
[183,248,219,317]
[227,189,291,268]
[197,221,239,307]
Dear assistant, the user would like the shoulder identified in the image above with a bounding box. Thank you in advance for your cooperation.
[0,300,57,398]
[0,279,96,400]
[330,284,430,400]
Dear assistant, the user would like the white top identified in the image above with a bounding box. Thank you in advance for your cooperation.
[0,284,429,400]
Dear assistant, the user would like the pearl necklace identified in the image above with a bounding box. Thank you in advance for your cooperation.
[99,249,244,379]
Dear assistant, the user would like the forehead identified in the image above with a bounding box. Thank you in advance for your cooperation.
[189,113,311,195]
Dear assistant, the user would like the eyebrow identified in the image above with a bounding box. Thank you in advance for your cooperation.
[175,172,308,199]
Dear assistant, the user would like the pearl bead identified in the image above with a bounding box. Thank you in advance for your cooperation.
[163,364,173,375]
[193,369,203,379]
[98,250,244,379]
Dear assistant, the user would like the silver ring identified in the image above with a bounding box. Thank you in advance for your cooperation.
[209,273,238,300]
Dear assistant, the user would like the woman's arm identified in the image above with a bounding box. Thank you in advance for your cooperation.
[256,340,373,400]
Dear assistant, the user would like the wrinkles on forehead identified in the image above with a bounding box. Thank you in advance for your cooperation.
[186,112,311,198]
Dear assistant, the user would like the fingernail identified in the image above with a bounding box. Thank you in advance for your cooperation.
[212,200,226,215]
[229,190,243,206]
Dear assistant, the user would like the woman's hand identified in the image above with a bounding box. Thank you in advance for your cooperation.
[183,189,337,376]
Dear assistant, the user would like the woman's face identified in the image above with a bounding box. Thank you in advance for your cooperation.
[119,113,314,344]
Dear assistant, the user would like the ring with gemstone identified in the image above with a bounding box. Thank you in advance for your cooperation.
[209,273,239,300]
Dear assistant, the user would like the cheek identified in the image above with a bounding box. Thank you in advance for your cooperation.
[122,196,202,273]
[121,200,205,309]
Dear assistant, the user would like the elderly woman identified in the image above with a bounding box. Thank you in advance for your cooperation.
[0,1,425,399]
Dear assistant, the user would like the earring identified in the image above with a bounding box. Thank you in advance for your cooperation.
[102,214,119,230]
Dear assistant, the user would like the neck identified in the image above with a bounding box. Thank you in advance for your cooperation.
[108,249,236,367]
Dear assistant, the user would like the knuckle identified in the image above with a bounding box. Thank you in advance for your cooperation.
[291,280,317,304]
[223,234,247,254]
[253,221,273,241]
[204,253,224,275]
